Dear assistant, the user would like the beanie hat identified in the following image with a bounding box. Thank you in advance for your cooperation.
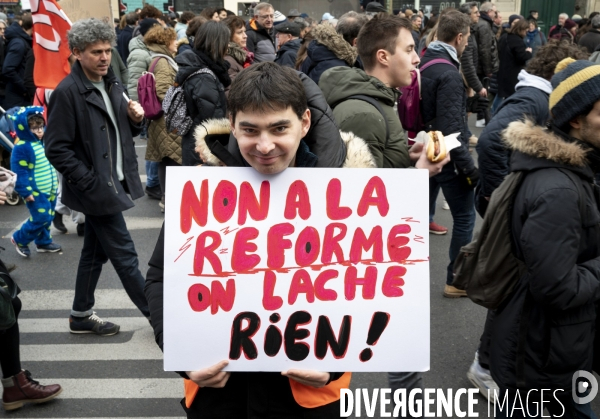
[549,58,600,128]
[322,12,334,21]
[508,14,523,26]
[139,18,160,36]
[273,11,287,23]
[563,18,577,30]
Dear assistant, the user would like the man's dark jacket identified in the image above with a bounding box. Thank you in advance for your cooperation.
[475,78,550,216]
[274,38,301,68]
[579,28,600,53]
[461,23,483,92]
[489,121,600,391]
[301,41,352,86]
[117,25,134,64]
[3,22,32,108]
[420,47,475,176]
[45,62,144,216]
[245,19,275,62]
[475,13,499,77]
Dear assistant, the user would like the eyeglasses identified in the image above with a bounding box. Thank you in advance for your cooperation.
[31,126,44,132]
[257,14,274,19]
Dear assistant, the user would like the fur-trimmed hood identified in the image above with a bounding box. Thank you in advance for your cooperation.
[309,24,357,66]
[194,118,376,168]
[502,119,589,168]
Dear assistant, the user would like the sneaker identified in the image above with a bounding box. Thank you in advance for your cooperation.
[467,354,499,402]
[36,243,62,253]
[442,200,450,210]
[443,284,467,298]
[52,214,68,234]
[469,135,478,146]
[145,185,162,200]
[11,237,30,258]
[429,222,448,235]
[475,119,486,128]
[69,312,120,336]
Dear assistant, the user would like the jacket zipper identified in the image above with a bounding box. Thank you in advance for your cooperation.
[105,116,118,194]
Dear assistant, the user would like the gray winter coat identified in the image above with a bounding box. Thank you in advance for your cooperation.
[126,35,152,101]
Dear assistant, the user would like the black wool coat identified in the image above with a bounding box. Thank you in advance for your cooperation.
[45,62,144,216]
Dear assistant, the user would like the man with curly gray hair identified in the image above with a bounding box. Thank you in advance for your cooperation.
[45,18,150,336]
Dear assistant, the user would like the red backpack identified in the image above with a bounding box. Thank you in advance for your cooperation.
[397,58,454,132]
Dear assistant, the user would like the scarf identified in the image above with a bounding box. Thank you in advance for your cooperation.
[193,49,232,88]
[427,40,460,65]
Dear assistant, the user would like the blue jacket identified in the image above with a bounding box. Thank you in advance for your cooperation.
[525,28,546,56]
[10,107,57,198]
[117,25,134,64]
[3,22,32,108]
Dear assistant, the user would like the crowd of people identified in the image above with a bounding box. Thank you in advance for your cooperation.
[0,1,599,418]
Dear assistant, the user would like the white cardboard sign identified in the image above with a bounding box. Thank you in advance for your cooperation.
[164,167,430,372]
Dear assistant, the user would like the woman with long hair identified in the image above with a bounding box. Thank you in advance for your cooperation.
[174,21,231,166]
[222,16,254,95]
[143,26,182,208]
[497,19,532,100]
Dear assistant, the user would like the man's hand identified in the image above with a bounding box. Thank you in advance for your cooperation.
[525,47,532,53]
[410,142,451,177]
[282,369,330,388]
[0,190,6,205]
[127,100,145,124]
[478,87,488,97]
[185,360,230,388]
[25,195,34,202]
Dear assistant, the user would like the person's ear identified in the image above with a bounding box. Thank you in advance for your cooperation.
[229,114,236,136]
[301,109,311,137]
[72,47,82,60]
[376,49,389,67]
[570,114,583,131]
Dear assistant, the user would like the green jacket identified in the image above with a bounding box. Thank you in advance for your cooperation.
[320,66,410,169]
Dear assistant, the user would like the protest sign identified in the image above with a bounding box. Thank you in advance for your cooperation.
[58,0,112,23]
[164,167,430,372]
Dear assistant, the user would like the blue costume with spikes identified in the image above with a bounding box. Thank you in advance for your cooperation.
[10,106,58,247]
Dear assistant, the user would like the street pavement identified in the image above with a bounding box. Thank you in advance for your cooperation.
[0,118,598,418]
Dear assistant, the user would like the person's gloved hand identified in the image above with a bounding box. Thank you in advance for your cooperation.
[463,167,479,189]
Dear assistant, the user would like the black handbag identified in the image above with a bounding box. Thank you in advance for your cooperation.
[0,251,18,330]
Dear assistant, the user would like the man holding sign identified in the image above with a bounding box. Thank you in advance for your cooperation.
[145,63,447,417]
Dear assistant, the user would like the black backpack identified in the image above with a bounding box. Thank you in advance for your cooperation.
[453,168,588,310]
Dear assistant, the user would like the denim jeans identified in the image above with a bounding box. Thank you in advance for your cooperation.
[494,389,597,419]
[71,212,149,318]
[145,160,159,188]
[388,372,423,418]
[491,95,504,116]
[429,168,476,284]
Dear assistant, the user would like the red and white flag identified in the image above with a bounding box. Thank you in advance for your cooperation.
[31,0,72,90]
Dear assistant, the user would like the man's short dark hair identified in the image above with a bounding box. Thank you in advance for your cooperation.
[180,11,196,24]
[228,62,307,123]
[525,40,588,81]
[410,14,420,22]
[529,9,537,14]
[139,4,163,20]
[459,2,477,15]
[21,13,32,31]
[436,9,470,43]
[186,16,207,37]
[28,115,45,129]
[125,12,138,26]
[336,11,369,45]
[357,14,413,71]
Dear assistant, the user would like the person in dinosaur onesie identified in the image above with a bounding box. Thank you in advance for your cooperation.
[10,106,61,257]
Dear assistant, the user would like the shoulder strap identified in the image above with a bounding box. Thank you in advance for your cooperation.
[418,58,455,72]
[343,94,390,148]
[149,57,165,74]
[181,67,216,85]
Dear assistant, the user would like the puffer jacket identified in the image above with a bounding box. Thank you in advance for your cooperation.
[300,24,357,85]
[498,33,532,98]
[3,22,32,108]
[475,13,499,77]
[420,46,474,175]
[246,18,275,62]
[126,35,152,101]
[145,44,182,165]
[145,119,374,418]
[475,70,551,216]
[174,49,228,166]
[274,38,302,68]
[461,23,482,92]
[489,120,600,391]
[320,66,411,169]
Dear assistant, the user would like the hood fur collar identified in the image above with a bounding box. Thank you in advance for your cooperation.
[311,24,357,66]
[195,119,376,168]
[502,119,589,167]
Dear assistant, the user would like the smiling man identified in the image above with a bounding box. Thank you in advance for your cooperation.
[45,19,150,336]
